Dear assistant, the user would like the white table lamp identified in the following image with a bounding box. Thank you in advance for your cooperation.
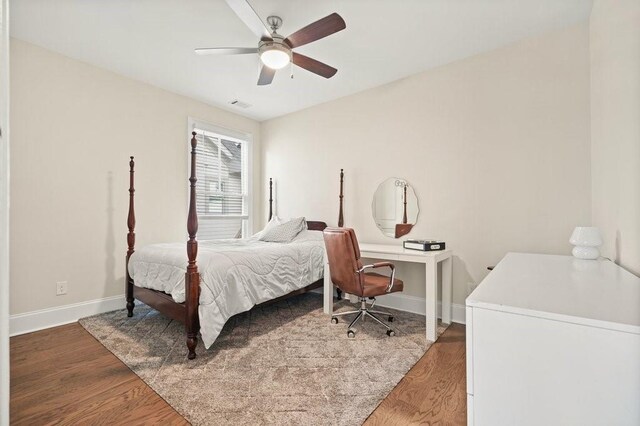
[570,227,603,260]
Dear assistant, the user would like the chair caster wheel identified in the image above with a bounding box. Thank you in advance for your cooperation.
[331,317,338,324]
[347,330,356,338]
[386,329,395,337]
[388,316,394,322]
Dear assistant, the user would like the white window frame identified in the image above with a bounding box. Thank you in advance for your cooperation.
[188,118,253,237]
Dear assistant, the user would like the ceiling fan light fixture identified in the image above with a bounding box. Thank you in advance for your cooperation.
[259,43,291,70]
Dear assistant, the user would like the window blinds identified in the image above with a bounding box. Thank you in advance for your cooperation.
[192,128,248,239]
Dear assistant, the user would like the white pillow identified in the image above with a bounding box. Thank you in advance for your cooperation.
[271,216,308,230]
[259,217,306,243]
[252,216,282,239]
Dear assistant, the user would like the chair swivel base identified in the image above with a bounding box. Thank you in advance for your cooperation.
[331,297,395,338]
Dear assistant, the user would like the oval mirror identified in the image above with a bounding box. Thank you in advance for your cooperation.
[372,178,419,238]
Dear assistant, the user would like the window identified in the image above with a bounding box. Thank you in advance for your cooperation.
[189,119,252,240]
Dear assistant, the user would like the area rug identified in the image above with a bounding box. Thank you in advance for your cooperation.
[80,293,445,425]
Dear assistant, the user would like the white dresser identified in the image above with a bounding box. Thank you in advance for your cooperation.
[466,253,640,426]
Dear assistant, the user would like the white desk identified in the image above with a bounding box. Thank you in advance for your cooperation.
[323,243,453,342]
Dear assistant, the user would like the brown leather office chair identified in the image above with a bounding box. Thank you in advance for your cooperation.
[323,227,404,338]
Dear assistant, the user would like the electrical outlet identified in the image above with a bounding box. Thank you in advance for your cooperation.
[56,281,68,296]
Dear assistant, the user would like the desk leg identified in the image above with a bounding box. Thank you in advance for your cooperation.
[442,256,453,325]
[425,258,438,342]
[323,261,333,315]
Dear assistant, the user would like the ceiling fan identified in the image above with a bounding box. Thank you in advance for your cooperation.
[195,0,346,85]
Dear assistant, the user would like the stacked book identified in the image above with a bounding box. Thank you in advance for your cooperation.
[403,239,446,251]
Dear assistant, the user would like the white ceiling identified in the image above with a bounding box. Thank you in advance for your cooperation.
[10,0,593,121]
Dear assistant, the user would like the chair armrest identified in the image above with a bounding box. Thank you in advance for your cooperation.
[358,262,397,292]
[358,262,395,271]
[371,261,395,270]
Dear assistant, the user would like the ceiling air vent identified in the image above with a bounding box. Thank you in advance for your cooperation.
[229,99,252,109]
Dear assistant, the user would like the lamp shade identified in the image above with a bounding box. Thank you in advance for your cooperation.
[569,227,603,247]
[260,48,290,70]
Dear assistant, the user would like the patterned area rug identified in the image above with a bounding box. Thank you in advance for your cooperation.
[80,293,445,425]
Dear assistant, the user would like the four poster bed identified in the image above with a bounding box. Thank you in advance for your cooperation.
[125,133,345,359]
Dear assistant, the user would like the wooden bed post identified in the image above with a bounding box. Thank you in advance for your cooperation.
[268,178,273,221]
[126,156,136,317]
[185,132,201,360]
[336,169,344,300]
[338,169,344,227]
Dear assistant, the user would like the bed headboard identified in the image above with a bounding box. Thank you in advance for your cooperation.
[307,221,328,231]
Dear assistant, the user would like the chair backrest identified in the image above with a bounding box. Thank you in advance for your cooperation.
[323,227,364,296]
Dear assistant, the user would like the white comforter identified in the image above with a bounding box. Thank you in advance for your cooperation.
[128,230,325,348]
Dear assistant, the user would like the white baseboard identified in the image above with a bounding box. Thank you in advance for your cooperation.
[10,289,465,337]
[374,292,466,324]
[311,288,466,324]
[10,295,124,336]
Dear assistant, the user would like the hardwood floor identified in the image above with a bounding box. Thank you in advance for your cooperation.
[10,323,187,425]
[10,322,466,425]
[365,323,467,425]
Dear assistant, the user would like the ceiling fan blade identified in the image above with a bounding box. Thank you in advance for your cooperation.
[194,47,258,56]
[225,0,272,40]
[292,52,337,79]
[257,65,276,86]
[284,13,346,48]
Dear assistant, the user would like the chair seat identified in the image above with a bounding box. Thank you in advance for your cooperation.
[362,272,404,297]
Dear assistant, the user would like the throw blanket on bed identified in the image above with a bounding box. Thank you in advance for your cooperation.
[128,230,325,348]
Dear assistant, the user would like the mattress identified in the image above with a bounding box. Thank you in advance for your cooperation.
[128,230,325,348]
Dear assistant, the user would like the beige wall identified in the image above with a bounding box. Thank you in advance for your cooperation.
[10,20,600,313]
[261,24,592,304]
[590,0,640,276]
[9,39,260,315]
